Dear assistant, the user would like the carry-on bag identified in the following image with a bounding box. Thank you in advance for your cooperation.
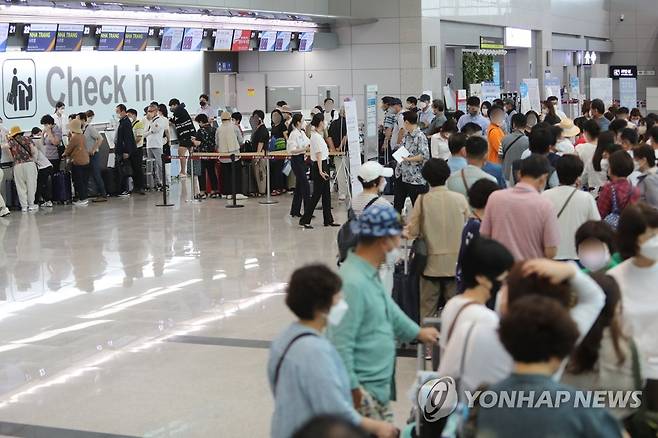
[51,171,72,203]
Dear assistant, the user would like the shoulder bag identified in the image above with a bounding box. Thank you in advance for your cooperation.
[272,332,317,394]
[603,185,632,230]
[409,194,428,276]
[557,187,579,218]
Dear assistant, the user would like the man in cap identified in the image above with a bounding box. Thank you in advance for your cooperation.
[329,204,440,421]
[351,161,394,216]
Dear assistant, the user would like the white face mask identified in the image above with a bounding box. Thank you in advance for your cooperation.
[579,246,611,272]
[640,235,658,261]
[327,298,349,326]
[385,247,401,266]
[481,108,488,117]
[378,178,387,193]
[601,158,610,173]
[419,102,428,110]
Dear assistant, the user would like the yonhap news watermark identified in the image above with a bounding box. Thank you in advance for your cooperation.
[418,377,643,422]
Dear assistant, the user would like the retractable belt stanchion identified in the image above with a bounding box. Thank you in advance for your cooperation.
[156,153,174,207]
[226,153,243,209]
[258,149,278,205]
[189,148,201,203]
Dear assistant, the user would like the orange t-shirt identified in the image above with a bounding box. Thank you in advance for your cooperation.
[487,124,504,164]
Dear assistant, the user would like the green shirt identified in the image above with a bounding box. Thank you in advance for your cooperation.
[329,251,420,404]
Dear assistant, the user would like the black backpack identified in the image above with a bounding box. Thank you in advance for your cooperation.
[337,196,380,264]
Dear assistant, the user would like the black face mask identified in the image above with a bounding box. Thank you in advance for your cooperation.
[200,101,207,107]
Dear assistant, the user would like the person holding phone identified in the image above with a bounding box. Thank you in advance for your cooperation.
[299,113,339,229]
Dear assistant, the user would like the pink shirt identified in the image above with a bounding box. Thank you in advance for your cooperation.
[480,182,560,260]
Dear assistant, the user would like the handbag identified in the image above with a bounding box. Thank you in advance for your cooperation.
[409,194,428,276]
[625,340,658,437]
[603,185,632,230]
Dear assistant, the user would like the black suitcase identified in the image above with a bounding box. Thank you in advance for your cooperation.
[3,179,19,210]
[51,171,72,204]
[102,168,119,196]
[392,258,420,325]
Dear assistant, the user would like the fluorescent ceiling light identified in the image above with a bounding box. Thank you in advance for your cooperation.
[0,4,319,31]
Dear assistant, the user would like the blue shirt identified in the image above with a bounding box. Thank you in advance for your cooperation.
[483,161,507,188]
[448,156,468,173]
[268,322,360,438]
[596,116,611,132]
[457,113,490,132]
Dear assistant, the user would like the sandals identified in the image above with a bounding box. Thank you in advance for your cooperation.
[210,193,221,199]
[194,194,207,200]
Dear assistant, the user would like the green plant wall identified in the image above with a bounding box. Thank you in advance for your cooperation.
[463,52,494,89]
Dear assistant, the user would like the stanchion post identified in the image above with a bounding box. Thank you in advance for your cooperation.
[259,150,278,205]
[226,153,244,209]
[156,153,174,207]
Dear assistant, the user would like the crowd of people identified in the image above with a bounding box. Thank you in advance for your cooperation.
[268,93,658,437]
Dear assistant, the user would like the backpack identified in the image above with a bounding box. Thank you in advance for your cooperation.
[603,185,632,230]
[336,196,380,264]
[639,173,658,209]
[268,136,286,152]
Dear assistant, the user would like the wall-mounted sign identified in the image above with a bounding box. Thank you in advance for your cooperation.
[504,27,531,48]
[609,65,637,79]
[27,24,58,52]
[97,25,125,51]
[123,26,148,52]
[480,36,504,50]
[55,24,84,52]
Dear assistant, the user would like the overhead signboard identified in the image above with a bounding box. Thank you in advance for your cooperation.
[97,25,125,51]
[55,24,84,51]
[27,23,58,52]
[258,31,276,52]
[213,29,233,51]
[609,65,637,79]
[480,36,504,50]
[504,27,531,48]
[619,78,637,109]
[160,27,184,51]
[232,30,251,51]
[182,28,203,51]
[298,32,314,52]
[123,26,148,51]
[275,31,292,52]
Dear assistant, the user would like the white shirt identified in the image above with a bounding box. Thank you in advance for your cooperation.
[287,128,310,155]
[556,109,568,120]
[576,142,596,168]
[438,296,498,354]
[310,131,329,162]
[145,116,166,149]
[542,186,601,259]
[430,134,450,160]
[439,269,605,395]
[609,259,658,379]
[54,112,68,136]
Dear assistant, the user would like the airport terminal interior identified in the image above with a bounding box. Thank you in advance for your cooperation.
[0,0,657,437]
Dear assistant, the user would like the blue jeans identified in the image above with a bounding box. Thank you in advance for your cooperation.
[90,152,106,196]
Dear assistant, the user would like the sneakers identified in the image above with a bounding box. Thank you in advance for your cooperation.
[73,199,89,207]
[27,205,39,212]
[92,196,108,203]
[0,207,9,217]
[41,201,53,208]
[21,207,27,213]
[235,194,248,200]
[118,191,131,198]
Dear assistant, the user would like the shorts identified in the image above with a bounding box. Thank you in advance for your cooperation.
[357,386,394,423]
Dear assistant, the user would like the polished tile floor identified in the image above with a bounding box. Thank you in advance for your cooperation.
[0,183,418,437]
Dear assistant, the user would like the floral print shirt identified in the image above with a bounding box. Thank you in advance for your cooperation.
[395,127,429,185]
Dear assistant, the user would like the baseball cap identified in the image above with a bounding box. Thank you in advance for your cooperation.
[351,204,402,238]
[358,161,393,183]
[419,94,431,102]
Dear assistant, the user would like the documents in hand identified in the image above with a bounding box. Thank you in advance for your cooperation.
[392,146,410,163]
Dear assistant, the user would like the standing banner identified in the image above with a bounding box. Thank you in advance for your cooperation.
[590,78,614,107]
[364,84,378,160]
[344,99,363,197]
[481,82,501,104]
[544,77,562,110]
[522,78,542,113]
[443,86,456,111]
[569,75,580,99]
[457,90,467,112]
[469,83,482,98]
[619,78,637,110]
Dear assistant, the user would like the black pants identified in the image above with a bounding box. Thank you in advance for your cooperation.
[49,158,61,173]
[36,166,52,203]
[199,160,218,193]
[121,150,144,193]
[270,159,286,191]
[290,155,310,216]
[72,164,90,201]
[300,160,333,226]
[393,179,427,213]
[219,161,243,195]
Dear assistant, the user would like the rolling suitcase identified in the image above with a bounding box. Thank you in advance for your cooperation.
[51,171,72,204]
[2,179,19,210]
[392,241,420,325]
[102,168,119,196]
[143,158,155,190]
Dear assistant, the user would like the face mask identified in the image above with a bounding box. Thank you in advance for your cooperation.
[327,298,349,326]
[378,178,387,193]
[419,102,428,110]
[481,108,488,117]
[601,158,610,173]
[638,125,647,136]
[579,246,611,271]
[640,235,658,261]
[200,101,207,107]
[385,246,401,266]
